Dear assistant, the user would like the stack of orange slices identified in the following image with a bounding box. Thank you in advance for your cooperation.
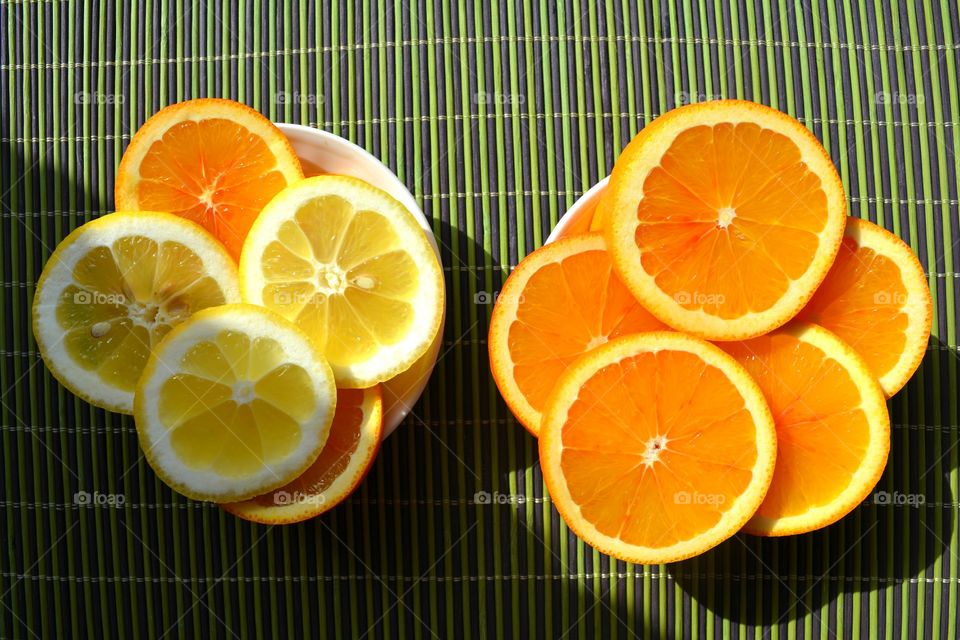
[33,98,444,524]
[489,100,932,563]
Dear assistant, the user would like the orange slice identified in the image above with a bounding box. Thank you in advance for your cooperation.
[488,233,667,435]
[539,332,776,564]
[796,217,932,396]
[719,323,890,536]
[587,186,611,231]
[605,100,846,341]
[115,98,304,260]
[222,386,383,524]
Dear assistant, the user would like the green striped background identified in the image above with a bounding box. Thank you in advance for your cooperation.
[2,0,958,637]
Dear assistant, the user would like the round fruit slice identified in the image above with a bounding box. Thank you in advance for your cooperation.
[540,332,776,564]
[606,100,846,341]
[239,175,445,388]
[222,386,383,523]
[796,217,932,397]
[135,304,337,502]
[32,211,240,413]
[719,323,890,536]
[488,233,666,435]
[115,98,304,260]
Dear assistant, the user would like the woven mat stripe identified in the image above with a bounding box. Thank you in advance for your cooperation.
[1,0,959,638]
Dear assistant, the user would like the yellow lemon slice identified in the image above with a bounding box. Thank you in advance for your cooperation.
[134,304,337,502]
[32,211,240,413]
[239,176,444,388]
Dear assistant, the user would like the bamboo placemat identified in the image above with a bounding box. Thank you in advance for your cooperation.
[2,1,958,637]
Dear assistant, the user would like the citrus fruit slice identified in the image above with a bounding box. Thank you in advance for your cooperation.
[539,332,776,564]
[605,100,846,341]
[32,211,240,414]
[796,217,932,396]
[115,98,304,260]
[222,386,383,523]
[488,233,667,435]
[719,323,890,536]
[134,304,337,502]
[239,175,445,388]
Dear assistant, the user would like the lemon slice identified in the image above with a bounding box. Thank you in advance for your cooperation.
[32,211,240,413]
[239,175,445,388]
[134,304,337,502]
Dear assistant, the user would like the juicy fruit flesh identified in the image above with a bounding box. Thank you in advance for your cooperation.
[635,122,829,318]
[136,118,292,259]
[798,237,908,380]
[57,236,228,392]
[250,388,367,506]
[721,333,869,520]
[259,195,421,369]
[509,248,666,416]
[558,350,759,548]
[159,329,317,478]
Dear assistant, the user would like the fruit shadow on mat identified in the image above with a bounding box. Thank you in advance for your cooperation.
[670,336,957,628]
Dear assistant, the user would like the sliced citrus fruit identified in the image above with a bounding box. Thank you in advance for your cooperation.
[32,211,240,414]
[539,332,776,564]
[222,386,383,523]
[115,98,304,260]
[134,304,337,502]
[239,175,444,388]
[719,323,890,536]
[488,233,667,435]
[605,100,846,341]
[796,217,932,396]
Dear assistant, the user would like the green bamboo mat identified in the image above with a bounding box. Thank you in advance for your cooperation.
[1,0,958,638]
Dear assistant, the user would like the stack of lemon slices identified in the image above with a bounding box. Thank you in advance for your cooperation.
[489,100,932,563]
[33,98,444,523]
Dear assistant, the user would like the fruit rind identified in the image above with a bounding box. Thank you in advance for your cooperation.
[32,211,240,414]
[539,331,777,564]
[134,304,337,502]
[606,99,847,341]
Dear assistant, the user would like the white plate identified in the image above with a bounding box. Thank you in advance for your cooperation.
[276,123,445,438]
[544,176,609,244]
